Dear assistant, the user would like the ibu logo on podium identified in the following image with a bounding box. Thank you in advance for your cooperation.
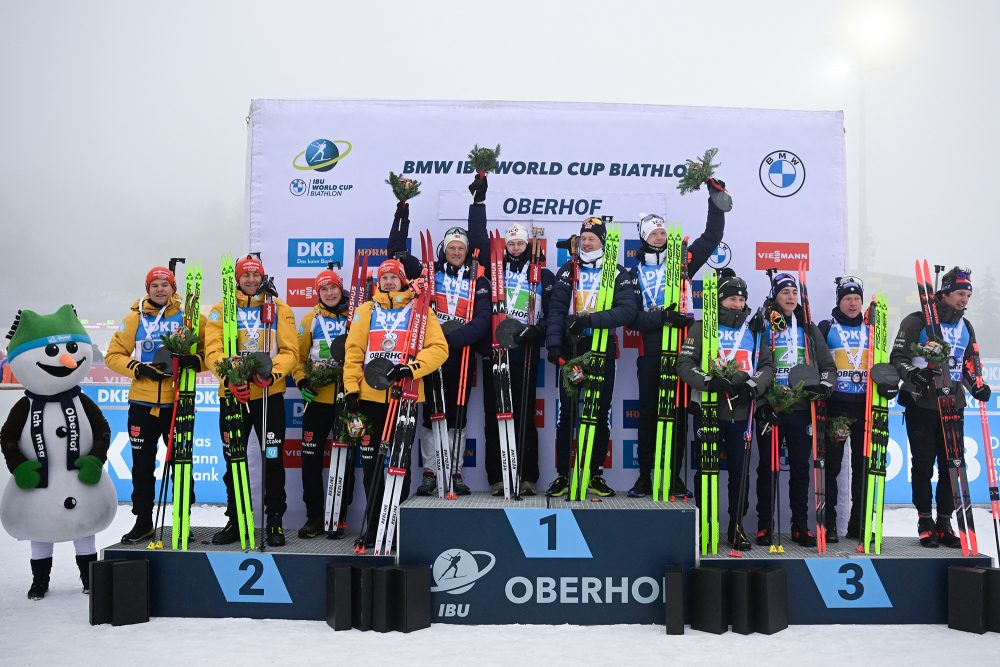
[400,504,696,624]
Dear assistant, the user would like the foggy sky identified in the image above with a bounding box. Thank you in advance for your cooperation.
[1,0,997,347]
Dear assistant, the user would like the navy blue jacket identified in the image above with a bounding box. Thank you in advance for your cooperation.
[545,257,639,354]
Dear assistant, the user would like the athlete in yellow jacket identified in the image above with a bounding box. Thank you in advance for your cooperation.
[104,266,206,544]
[203,254,298,546]
[344,259,448,546]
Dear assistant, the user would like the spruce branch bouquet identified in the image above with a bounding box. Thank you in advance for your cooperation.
[214,354,261,387]
[467,144,502,173]
[677,148,721,195]
[708,356,741,380]
[560,351,593,399]
[766,381,808,413]
[910,337,951,367]
[386,171,421,201]
[303,358,343,388]
[829,415,855,442]
[339,409,370,444]
[159,327,199,355]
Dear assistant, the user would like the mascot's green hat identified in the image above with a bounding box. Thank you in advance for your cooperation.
[6,305,92,362]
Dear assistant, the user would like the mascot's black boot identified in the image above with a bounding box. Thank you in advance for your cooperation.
[76,554,97,594]
[28,557,52,600]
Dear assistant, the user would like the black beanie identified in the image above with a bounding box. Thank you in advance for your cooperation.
[835,276,864,304]
[579,217,607,246]
[769,272,797,300]
[718,268,748,301]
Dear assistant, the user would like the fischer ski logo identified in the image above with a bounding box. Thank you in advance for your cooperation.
[755,242,810,270]
[759,150,805,197]
[430,548,496,594]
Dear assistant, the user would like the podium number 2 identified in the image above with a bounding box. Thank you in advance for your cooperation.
[239,558,265,596]
[838,563,864,601]
[539,514,557,550]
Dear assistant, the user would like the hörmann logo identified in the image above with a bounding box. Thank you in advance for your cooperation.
[755,242,810,270]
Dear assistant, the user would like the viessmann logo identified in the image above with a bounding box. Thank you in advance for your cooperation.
[286,278,318,307]
[755,242,810,270]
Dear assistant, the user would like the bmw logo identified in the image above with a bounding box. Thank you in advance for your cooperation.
[289,178,307,196]
[759,150,805,197]
[707,241,732,269]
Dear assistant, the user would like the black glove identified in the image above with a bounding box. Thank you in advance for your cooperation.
[756,403,780,426]
[468,173,488,203]
[805,381,832,401]
[733,381,756,405]
[344,392,359,413]
[567,313,592,337]
[747,308,766,334]
[518,324,544,344]
[386,364,414,382]
[547,346,563,365]
[178,354,200,371]
[297,378,317,403]
[970,383,992,403]
[395,201,410,224]
[661,304,693,328]
[910,366,939,393]
[708,375,733,394]
[135,363,167,381]
[876,381,900,401]
[729,371,750,388]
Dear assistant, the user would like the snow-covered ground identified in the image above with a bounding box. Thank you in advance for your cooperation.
[2,505,998,666]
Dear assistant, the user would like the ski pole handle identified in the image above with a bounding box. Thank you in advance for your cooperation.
[261,302,276,325]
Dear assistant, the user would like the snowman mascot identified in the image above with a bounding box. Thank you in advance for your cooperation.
[1,305,116,599]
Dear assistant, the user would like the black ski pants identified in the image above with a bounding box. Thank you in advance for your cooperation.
[219,393,287,519]
[824,400,867,531]
[358,398,413,539]
[555,335,616,477]
[755,409,812,530]
[300,400,355,521]
[693,413,752,527]
[482,346,541,485]
[905,405,958,516]
[127,402,195,517]
[422,354,475,429]
[636,353,688,490]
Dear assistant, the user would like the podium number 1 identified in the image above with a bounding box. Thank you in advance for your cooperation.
[539,514,557,550]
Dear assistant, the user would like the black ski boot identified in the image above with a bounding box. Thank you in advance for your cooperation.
[588,475,615,497]
[211,520,241,545]
[266,514,286,547]
[545,475,569,497]
[627,476,652,498]
[669,476,692,500]
[755,527,772,546]
[917,516,939,548]
[826,525,840,544]
[452,474,471,496]
[791,523,817,548]
[298,516,324,539]
[28,557,52,600]
[727,523,752,551]
[120,515,154,544]
[416,472,437,497]
[935,516,962,548]
[76,554,97,594]
[845,518,860,540]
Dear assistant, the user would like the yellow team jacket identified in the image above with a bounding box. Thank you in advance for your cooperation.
[204,290,298,400]
[105,294,207,406]
[293,302,348,405]
[343,288,449,404]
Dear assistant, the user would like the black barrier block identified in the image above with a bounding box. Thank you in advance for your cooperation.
[373,567,395,633]
[393,564,431,633]
[729,569,753,635]
[325,563,353,631]
[751,566,788,635]
[988,567,1000,633]
[948,566,988,634]
[664,565,684,635]
[351,564,374,631]
[690,567,728,634]
[89,559,120,626]
[111,560,149,626]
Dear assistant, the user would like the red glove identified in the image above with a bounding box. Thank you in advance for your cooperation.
[228,382,251,404]
[252,373,274,388]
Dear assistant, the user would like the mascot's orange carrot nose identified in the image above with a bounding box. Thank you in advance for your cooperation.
[59,354,78,369]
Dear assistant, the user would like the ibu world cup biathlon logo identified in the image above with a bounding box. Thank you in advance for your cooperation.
[430,548,496,595]
[759,150,805,197]
[293,138,353,173]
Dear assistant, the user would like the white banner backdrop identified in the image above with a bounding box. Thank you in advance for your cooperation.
[247,99,845,527]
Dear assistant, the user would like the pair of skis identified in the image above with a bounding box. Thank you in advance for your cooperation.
[797,263,829,553]
[653,226,688,502]
[915,259,977,556]
[359,231,434,555]
[569,222,620,501]
[859,293,889,554]
[489,230,519,499]
[220,254,256,549]
[699,270,720,555]
[321,253,371,538]
[967,343,1000,560]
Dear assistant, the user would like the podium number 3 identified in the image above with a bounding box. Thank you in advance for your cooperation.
[838,563,864,601]
[539,514,557,550]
